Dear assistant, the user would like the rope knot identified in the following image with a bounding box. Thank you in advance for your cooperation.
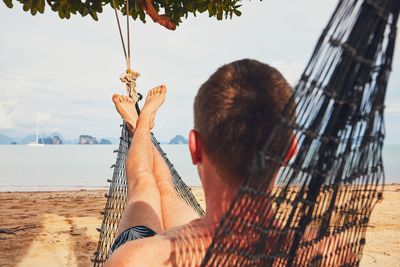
[120,70,140,103]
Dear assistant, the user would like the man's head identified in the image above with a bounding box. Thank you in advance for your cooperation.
[191,59,295,188]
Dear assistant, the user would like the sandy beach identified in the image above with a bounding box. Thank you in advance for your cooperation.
[0,185,398,266]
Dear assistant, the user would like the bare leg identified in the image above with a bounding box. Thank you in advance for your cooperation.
[152,145,200,229]
[112,92,163,237]
[112,86,199,237]
[147,85,199,228]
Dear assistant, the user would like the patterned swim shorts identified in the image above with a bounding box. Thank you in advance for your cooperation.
[109,225,156,255]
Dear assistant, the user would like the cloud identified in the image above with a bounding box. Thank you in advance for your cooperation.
[0,98,23,129]
[1,0,399,142]
[35,112,52,124]
[0,95,53,135]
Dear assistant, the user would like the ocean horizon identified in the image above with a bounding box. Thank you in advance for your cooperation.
[0,144,399,192]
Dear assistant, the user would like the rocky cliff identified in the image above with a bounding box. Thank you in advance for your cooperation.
[39,136,63,145]
[79,135,98,144]
[169,135,188,144]
[100,138,112,144]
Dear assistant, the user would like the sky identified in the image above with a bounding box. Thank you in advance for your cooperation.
[1,0,400,144]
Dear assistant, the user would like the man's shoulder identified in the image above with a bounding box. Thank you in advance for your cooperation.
[106,235,172,267]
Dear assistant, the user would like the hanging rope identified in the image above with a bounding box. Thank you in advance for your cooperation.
[114,0,140,102]
[114,10,127,63]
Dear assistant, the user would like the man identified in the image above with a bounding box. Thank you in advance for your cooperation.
[105,59,295,266]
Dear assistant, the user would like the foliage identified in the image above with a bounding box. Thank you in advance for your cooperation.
[2,0,243,28]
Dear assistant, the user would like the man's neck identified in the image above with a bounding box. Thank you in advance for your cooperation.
[200,169,238,227]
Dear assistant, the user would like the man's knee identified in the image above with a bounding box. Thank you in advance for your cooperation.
[155,178,176,196]
[128,171,159,195]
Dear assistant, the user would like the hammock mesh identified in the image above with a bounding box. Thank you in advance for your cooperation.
[93,0,399,265]
[200,0,399,266]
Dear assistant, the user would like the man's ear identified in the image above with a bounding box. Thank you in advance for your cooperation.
[189,129,202,164]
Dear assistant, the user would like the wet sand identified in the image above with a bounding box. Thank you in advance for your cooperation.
[0,186,398,266]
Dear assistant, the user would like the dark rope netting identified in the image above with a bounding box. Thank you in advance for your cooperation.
[200,0,399,266]
[92,120,204,265]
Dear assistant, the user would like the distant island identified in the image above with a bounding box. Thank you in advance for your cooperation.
[39,135,63,145]
[77,135,113,145]
[100,138,112,145]
[169,135,188,144]
[0,132,192,145]
[0,132,114,145]
[79,135,98,144]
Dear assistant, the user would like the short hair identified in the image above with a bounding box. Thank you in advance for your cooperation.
[194,59,295,186]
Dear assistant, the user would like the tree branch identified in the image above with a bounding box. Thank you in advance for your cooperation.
[139,0,176,30]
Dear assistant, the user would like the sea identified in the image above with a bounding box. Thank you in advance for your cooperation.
[0,144,399,192]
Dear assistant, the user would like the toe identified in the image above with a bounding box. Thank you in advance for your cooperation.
[112,93,120,102]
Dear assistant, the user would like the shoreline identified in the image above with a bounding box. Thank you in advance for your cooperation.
[0,184,397,193]
[0,185,205,193]
[0,186,398,266]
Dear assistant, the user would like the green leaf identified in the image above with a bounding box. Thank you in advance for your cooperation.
[134,0,141,12]
[233,9,241,16]
[3,0,13,8]
[58,8,65,19]
[89,10,98,20]
[207,2,212,13]
[31,7,38,15]
[79,7,89,16]
[198,2,207,13]
[187,3,194,12]
[138,9,145,22]
[23,2,31,12]
[51,0,59,11]
[38,0,45,13]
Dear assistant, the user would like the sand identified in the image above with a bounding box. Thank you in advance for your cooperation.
[0,186,398,266]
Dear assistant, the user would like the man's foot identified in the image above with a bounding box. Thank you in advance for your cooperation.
[112,94,138,135]
[141,85,167,129]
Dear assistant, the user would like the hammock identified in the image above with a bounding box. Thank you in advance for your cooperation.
[93,0,399,265]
